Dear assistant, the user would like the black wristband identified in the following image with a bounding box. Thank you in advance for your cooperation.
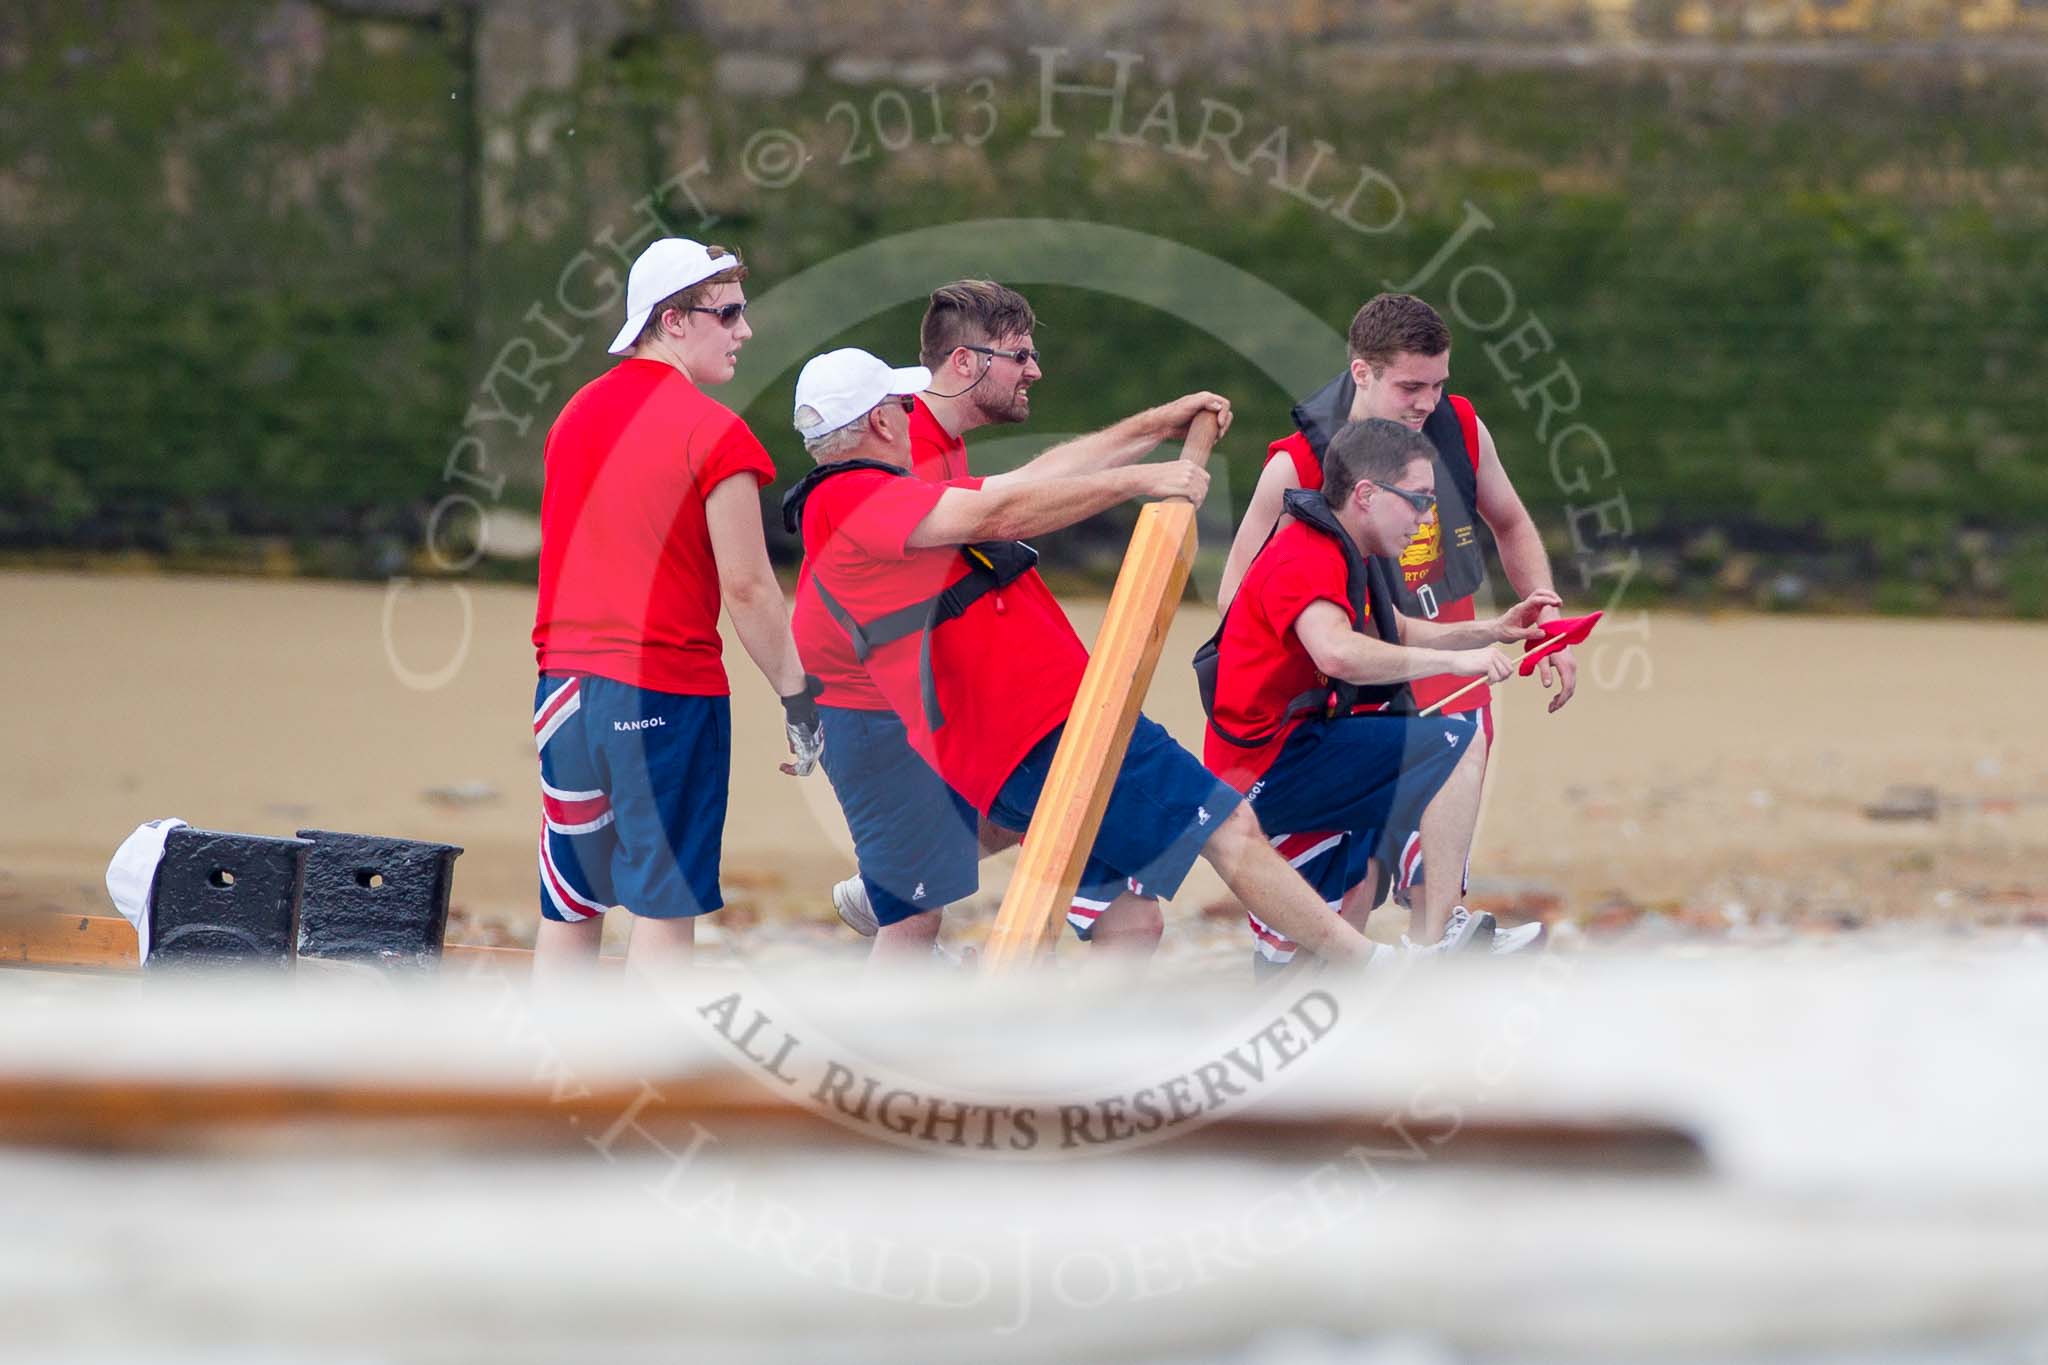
[780,674,825,725]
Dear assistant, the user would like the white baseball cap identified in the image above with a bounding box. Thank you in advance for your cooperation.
[608,238,742,356]
[792,348,933,439]
[106,817,188,962]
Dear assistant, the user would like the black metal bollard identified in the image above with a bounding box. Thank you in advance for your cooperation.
[294,829,464,968]
[147,828,310,970]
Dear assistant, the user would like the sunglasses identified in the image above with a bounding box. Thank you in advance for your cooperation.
[1367,479,1436,514]
[960,343,1041,366]
[861,395,916,422]
[688,301,748,326]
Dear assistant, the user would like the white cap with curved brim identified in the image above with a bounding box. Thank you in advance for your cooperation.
[105,817,188,963]
[792,348,933,439]
[608,238,741,356]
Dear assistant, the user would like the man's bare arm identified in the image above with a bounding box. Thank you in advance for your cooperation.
[1293,600,1512,687]
[705,473,805,697]
[1398,588,1560,650]
[1008,392,1232,481]
[1471,413,1577,709]
[1216,455,1300,614]
[907,461,1209,549]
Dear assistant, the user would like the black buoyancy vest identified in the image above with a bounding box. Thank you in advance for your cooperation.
[1290,370,1487,619]
[1194,488,1412,749]
[780,459,1039,730]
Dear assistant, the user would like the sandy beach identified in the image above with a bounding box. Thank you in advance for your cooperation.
[5,569,2043,962]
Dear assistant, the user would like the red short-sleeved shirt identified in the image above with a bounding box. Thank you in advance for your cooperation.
[909,394,969,482]
[798,466,1087,812]
[1204,521,1357,790]
[1265,406,1485,715]
[533,359,776,695]
[792,396,972,710]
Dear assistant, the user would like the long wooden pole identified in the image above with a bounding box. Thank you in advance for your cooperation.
[0,908,594,976]
[981,414,1220,970]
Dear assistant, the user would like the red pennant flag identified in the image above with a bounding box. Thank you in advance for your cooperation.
[1519,610,1602,677]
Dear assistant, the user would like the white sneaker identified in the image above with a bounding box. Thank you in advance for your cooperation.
[1491,920,1545,955]
[1393,908,1495,958]
[832,876,878,938]
[1437,906,1497,954]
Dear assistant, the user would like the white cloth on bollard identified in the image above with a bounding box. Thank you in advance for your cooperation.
[104,817,188,962]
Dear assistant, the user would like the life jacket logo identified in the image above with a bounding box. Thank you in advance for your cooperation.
[1399,508,1443,587]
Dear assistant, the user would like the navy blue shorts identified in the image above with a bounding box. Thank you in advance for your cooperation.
[1248,712,1477,866]
[1237,713,1477,962]
[1245,830,1355,964]
[534,674,729,923]
[819,705,980,927]
[990,713,1243,938]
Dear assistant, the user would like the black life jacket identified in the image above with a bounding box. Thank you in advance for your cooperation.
[1193,487,1412,750]
[1290,371,1487,619]
[780,458,1039,730]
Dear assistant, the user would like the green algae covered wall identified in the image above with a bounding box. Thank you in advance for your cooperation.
[3,2,2045,611]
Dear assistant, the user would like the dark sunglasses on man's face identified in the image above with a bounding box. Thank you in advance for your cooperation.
[961,343,1041,366]
[688,301,748,326]
[1368,479,1436,514]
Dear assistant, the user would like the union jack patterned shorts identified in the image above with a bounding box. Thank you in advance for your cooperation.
[533,673,731,922]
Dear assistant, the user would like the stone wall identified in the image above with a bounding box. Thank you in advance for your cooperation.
[4,0,2045,610]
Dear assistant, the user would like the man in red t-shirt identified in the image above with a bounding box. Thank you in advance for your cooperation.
[800,281,1231,962]
[1206,418,1558,963]
[531,238,822,976]
[787,347,1401,970]
[1215,293,1575,931]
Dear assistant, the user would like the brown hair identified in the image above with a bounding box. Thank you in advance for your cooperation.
[1323,418,1434,507]
[919,280,1037,369]
[634,245,747,348]
[1346,292,1450,373]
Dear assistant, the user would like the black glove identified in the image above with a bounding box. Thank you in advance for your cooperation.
[779,675,825,776]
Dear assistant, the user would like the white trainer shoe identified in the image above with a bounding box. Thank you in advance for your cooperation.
[1491,920,1546,954]
[1394,906,1497,957]
[1436,905,1497,953]
[831,876,879,938]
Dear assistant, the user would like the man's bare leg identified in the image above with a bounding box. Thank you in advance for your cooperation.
[1339,858,1384,934]
[1089,891,1163,954]
[1413,725,1489,944]
[533,914,603,984]
[870,910,943,968]
[1202,805,1375,965]
[1395,726,1491,943]
[625,913,695,971]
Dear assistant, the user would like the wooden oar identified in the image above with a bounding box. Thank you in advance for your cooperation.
[982,412,1220,970]
[0,906,596,975]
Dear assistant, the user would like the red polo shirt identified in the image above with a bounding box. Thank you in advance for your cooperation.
[1264,394,1485,715]
[798,466,1087,812]
[533,359,775,695]
[794,395,972,710]
[1203,520,1356,791]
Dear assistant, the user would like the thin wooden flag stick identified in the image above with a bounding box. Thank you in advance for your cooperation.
[1416,617,1593,718]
